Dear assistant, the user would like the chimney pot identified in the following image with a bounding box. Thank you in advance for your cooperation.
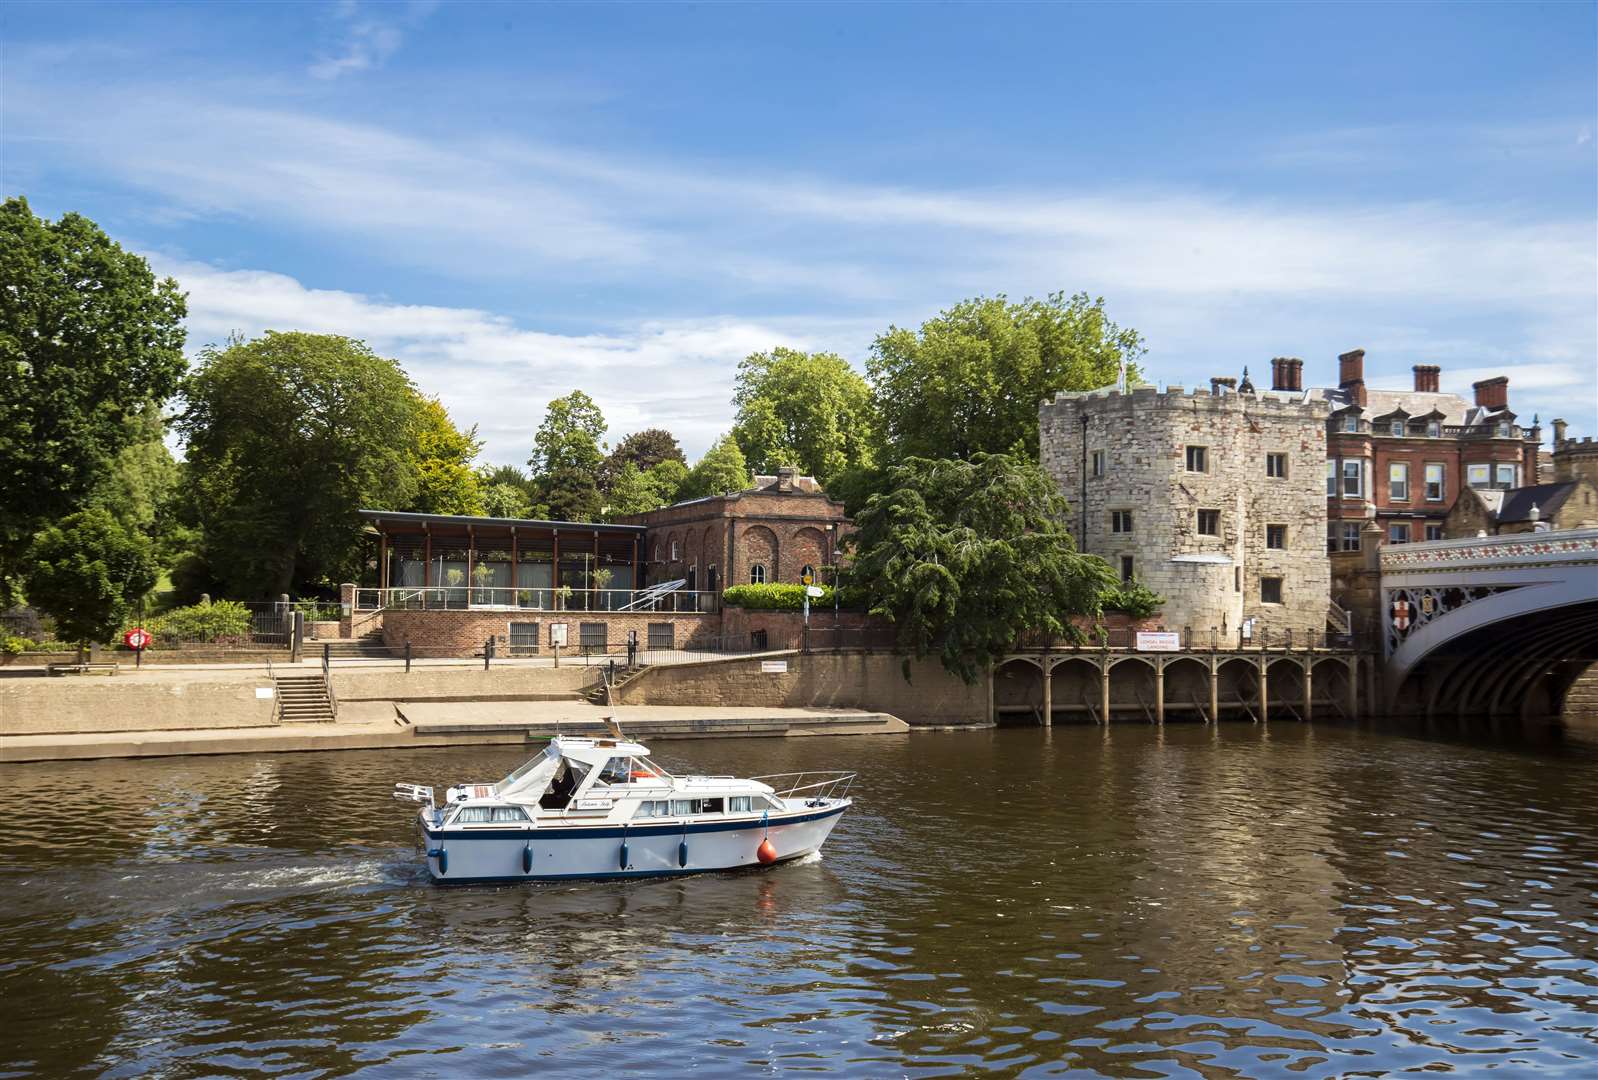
[1270,357,1289,391]
[1286,358,1303,392]
[1412,364,1440,393]
[1552,418,1568,445]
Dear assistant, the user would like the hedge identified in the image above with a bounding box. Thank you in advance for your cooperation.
[721,583,869,611]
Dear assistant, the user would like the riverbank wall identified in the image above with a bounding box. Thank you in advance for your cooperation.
[611,651,991,726]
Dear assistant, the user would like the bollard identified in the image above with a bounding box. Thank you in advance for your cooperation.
[485,636,494,671]
[405,640,412,673]
[323,641,330,666]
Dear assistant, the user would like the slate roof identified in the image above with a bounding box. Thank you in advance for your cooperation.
[1491,482,1580,524]
[1304,386,1505,427]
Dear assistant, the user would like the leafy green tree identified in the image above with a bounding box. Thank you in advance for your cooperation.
[177,332,420,596]
[868,292,1143,463]
[601,428,685,492]
[647,458,690,505]
[529,390,606,477]
[844,453,1116,682]
[732,347,874,485]
[539,465,602,522]
[408,396,485,515]
[24,509,158,644]
[0,197,187,601]
[86,401,181,537]
[481,481,538,519]
[604,462,660,517]
[678,434,751,500]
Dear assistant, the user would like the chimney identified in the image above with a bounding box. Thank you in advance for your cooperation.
[1473,376,1508,410]
[1552,418,1568,445]
[1412,365,1440,393]
[776,465,798,492]
[1287,358,1303,391]
[1270,357,1289,391]
[1338,349,1365,387]
[1338,348,1367,408]
[1210,376,1236,396]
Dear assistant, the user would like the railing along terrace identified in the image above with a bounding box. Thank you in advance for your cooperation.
[354,586,720,614]
[1014,625,1357,652]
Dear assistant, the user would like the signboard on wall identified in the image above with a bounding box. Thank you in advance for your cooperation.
[761,660,789,673]
[549,623,568,646]
[1135,631,1181,652]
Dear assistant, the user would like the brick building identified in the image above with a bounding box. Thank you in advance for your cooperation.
[351,466,849,656]
[1039,381,1332,638]
[1297,349,1542,552]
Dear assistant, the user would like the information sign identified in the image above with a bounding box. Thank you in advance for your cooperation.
[1135,631,1181,652]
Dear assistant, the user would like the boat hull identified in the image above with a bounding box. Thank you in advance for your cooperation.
[418,803,848,884]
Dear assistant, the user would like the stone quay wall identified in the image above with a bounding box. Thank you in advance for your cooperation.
[613,650,991,727]
[1041,385,1331,637]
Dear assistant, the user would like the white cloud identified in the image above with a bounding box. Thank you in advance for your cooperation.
[309,1,435,81]
[156,257,815,464]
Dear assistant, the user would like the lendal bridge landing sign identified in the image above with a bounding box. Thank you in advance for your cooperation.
[1380,528,1598,721]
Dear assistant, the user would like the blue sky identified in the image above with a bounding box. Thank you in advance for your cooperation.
[4,0,1595,464]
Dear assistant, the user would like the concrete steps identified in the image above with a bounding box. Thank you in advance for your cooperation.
[320,634,395,660]
[274,674,335,723]
[585,665,650,705]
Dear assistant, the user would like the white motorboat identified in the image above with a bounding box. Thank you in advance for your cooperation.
[394,728,854,884]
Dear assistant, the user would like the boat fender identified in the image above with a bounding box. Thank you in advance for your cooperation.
[678,839,689,868]
[429,848,448,875]
[756,837,778,865]
[522,843,533,874]
[619,827,629,870]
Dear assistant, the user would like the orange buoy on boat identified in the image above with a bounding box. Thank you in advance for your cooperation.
[756,838,778,865]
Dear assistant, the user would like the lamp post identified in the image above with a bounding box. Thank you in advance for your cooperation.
[830,522,840,625]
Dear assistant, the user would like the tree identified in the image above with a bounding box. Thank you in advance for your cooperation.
[678,434,751,501]
[24,509,158,644]
[408,396,485,515]
[600,428,685,492]
[481,481,538,519]
[648,458,690,505]
[86,401,181,538]
[539,465,602,522]
[177,332,420,596]
[844,453,1117,682]
[868,292,1143,463]
[0,197,187,601]
[732,347,874,484]
[529,390,606,478]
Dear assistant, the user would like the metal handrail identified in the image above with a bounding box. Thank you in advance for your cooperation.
[355,585,719,614]
[749,771,857,801]
[322,650,338,719]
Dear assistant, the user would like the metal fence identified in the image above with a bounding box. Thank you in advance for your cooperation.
[128,601,298,651]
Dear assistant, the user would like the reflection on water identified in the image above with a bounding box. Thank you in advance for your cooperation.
[3,725,1597,1077]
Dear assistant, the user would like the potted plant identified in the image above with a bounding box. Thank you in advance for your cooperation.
[592,567,614,611]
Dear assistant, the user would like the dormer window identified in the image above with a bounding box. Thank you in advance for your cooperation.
[1389,420,1405,437]
[1498,422,1513,438]
[1427,421,1441,438]
[1343,414,1359,433]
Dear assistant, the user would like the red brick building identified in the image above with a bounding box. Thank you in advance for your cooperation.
[1276,349,1542,551]
[350,466,850,655]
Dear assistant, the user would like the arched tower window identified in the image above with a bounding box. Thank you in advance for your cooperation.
[749,564,766,584]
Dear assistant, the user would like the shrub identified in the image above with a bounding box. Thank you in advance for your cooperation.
[2,634,32,655]
[1101,578,1165,620]
[133,600,254,646]
[721,582,867,611]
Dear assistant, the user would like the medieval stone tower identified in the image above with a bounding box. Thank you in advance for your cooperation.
[1040,381,1331,637]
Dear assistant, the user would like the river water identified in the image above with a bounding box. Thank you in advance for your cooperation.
[3,725,1597,1078]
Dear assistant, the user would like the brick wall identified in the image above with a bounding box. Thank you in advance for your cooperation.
[381,608,720,655]
[721,607,880,649]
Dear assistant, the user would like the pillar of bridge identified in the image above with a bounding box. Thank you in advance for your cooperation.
[1259,658,1269,723]
[1208,665,1219,722]
[1042,662,1052,727]
[1154,662,1165,725]
[1303,661,1314,721]
[1100,666,1111,725]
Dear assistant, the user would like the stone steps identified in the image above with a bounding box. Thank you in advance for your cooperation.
[274,674,335,723]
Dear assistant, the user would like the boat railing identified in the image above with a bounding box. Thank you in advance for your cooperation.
[750,771,857,802]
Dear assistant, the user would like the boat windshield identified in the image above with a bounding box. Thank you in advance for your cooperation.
[500,745,559,789]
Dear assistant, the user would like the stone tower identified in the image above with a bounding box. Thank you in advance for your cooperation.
[1040,381,1331,637]
[1550,420,1598,486]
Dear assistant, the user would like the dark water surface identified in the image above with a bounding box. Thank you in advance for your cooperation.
[4,726,1597,1078]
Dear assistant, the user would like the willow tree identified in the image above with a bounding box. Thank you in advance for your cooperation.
[845,453,1116,682]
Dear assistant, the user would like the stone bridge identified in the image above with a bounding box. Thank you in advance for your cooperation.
[1380,528,1598,720]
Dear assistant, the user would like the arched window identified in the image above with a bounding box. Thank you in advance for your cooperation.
[749,564,766,584]
[670,540,680,561]
[653,545,662,563]
[800,564,815,583]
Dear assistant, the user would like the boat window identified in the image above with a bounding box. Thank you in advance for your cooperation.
[539,761,589,810]
[456,806,494,823]
[501,747,557,788]
[729,796,753,813]
[490,806,529,823]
